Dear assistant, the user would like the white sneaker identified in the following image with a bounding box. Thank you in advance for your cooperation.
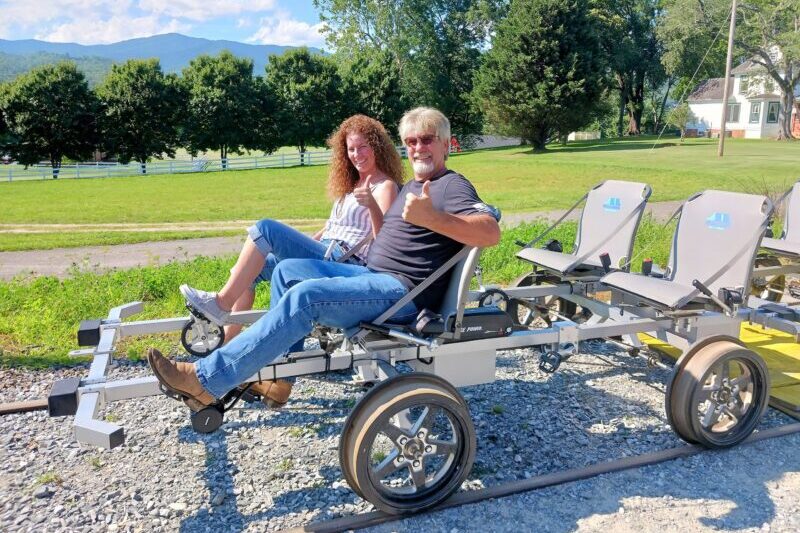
[180,284,230,326]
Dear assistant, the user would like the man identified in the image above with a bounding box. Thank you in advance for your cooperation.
[148,107,501,410]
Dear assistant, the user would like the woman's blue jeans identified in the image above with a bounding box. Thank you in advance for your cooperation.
[248,218,361,285]
[195,259,417,398]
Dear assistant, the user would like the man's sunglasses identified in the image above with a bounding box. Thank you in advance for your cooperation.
[403,135,438,148]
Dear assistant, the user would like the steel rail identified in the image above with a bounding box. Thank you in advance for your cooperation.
[0,399,48,415]
[281,422,800,533]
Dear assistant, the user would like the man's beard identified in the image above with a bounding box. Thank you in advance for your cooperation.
[412,159,435,175]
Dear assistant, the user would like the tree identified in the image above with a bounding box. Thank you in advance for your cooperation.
[736,0,800,139]
[659,0,800,140]
[265,48,343,161]
[657,0,728,98]
[0,62,98,177]
[596,0,666,136]
[404,1,492,138]
[315,0,504,137]
[337,49,407,137]
[96,59,184,172]
[181,51,269,167]
[473,0,606,150]
[666,102,695,141]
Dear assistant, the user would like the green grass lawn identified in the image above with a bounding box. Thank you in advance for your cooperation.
[455,136,800,213]
[3,138,798,223]
[2,137,798,251]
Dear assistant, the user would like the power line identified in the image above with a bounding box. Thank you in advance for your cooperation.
[649,6,734,151]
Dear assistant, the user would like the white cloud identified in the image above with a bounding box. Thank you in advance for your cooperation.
[0,0,130,28]
[0,0,323,46]
[37,15,190,44]
[247,16,326,47]
[138,0,277,22]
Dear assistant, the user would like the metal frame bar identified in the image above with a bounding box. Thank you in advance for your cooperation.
[67,282,747,449]
[752,263,800,277]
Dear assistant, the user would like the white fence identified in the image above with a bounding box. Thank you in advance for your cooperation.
[1,150,335,182]
[1,135,524,182]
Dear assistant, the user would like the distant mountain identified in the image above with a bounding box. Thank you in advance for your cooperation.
[0,52,114,86]
[0,33,323,80]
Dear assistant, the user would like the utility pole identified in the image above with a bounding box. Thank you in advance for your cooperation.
[718,0,738,157]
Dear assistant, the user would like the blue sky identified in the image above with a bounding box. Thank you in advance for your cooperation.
[0,0,328,48]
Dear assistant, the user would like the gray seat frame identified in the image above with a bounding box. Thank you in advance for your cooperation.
[601,190,774,312]
[358,246,482,343]
[516,180,652,278]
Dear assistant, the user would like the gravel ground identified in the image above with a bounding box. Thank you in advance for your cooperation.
[1,340,797,532]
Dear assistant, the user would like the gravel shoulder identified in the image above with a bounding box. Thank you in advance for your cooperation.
[1,340,797,532]
[0,202,683,280]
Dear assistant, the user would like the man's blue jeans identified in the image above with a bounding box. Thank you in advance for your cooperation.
[194,259,418,398]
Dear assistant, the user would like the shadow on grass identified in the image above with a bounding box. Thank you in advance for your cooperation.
[547,139,711,155]
[451,136,728,159]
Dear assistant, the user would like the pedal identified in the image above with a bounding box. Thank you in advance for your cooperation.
[159,384,186,402]
[239,390,260,403]
[539,351,561,373]
[185,303,211,323]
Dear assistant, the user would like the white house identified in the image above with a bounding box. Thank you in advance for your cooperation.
[687,59,800,139]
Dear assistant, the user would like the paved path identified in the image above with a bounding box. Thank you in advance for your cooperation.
[0,201,682,280]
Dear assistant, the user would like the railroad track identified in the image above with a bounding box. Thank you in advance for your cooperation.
[281,422,800,533]
[3,398,798,532]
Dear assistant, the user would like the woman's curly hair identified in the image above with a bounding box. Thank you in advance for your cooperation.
[326,115,405,201]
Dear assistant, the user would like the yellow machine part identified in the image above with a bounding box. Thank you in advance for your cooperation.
[639,322,800,418]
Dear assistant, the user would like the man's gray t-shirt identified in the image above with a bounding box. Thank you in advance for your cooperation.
[366,169,492,311]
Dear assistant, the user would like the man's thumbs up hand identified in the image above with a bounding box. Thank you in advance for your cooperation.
[420,180,431,198]
[402,179,434,226]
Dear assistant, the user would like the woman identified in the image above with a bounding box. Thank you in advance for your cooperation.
[179,115,403,406]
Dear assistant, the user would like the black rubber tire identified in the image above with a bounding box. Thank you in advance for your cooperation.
[668,340,770,448]
[665,335,745,445]
[180,318,225,357]
[750,255,785,302]
[338,373,475,515]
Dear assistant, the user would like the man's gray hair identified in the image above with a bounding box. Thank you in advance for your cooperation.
[398,107,451,144]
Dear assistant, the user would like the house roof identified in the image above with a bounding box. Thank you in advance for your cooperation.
[688,77,734,102]
[731,59,764,75]
[748,92,782,100]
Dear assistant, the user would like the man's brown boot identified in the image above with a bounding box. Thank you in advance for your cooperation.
[242,380,292,408]
[147,348,215,411]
